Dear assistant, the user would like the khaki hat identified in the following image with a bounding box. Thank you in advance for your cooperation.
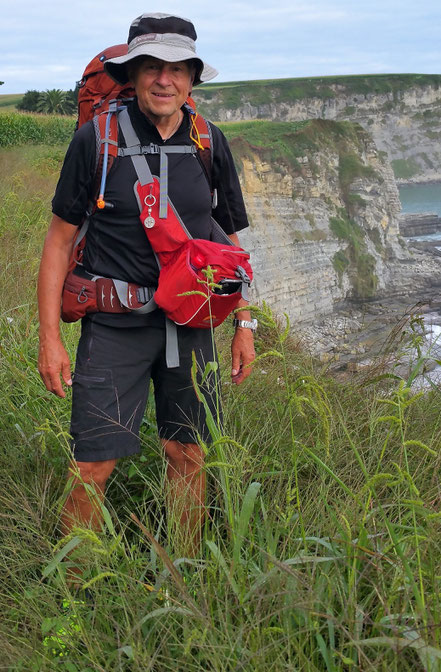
[104,13,218,86]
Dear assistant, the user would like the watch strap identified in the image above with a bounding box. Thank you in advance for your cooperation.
[233,318,257,332]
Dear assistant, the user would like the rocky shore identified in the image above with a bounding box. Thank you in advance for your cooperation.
[399,212,441,237]
[300,289,441,374]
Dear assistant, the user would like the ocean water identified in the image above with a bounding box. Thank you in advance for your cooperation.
[399,183,441,216]
[399,183,441,243]
[398,183,441,382]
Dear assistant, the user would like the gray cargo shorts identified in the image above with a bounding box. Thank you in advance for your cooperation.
[70,318,222,462]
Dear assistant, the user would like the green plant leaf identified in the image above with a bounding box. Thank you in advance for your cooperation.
[233,482,261,567]
[118,645,134,659]
[42,536,82,578]
[206,540,240,598]
[201,360,218,384]
[138,606,194,627]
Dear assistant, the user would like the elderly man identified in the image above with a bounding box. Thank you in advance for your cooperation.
[37,13,255,556]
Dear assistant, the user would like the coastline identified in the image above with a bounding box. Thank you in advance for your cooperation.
[396,177,441,186]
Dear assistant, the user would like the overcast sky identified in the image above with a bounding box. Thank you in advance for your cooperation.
[1,0,440,94]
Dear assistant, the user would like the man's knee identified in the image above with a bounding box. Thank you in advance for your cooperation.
[69,459,117,489]
[162,439,204,471]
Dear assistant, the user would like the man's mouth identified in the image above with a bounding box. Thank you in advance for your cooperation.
[152,93,174,98]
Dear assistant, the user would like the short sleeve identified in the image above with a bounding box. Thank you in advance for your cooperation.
[51,122,97,226]
[210,123,249,235]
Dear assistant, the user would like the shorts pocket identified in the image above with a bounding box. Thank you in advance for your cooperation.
[70,366,118,445]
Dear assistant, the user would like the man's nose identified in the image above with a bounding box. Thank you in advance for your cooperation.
[156,66,172,86]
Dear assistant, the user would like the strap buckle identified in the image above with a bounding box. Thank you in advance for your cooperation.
[136,286,154,304]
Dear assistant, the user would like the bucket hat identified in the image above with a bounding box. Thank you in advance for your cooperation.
[104,13,218,86]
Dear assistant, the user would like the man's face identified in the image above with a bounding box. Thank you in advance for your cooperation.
[130,56,193,122]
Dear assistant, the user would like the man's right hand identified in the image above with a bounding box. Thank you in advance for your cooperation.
[38,336,72,398]
[37,215,78,398]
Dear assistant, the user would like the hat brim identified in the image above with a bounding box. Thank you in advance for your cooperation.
[104,44,218,86]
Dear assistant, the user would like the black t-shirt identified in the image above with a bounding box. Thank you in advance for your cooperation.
[52,100,249,326]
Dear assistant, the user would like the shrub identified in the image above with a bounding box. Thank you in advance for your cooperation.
[17,89,41,113]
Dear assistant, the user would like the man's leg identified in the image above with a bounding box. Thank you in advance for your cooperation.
[153,327,220,557]
[67,320,160,532]
[162,439,206,557]
[60,458,117,535]
[60,458,117,588]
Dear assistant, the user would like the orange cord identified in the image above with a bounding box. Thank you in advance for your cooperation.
[189,112,204,150]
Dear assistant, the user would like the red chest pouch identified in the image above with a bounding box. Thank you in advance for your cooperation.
[135,179,253,328]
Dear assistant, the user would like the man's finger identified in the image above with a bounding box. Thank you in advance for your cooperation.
[49,371,66,398]
[62,361,73,387]
[231,351,241,379]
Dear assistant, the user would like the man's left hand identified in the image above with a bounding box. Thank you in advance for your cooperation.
[231,328,255,385]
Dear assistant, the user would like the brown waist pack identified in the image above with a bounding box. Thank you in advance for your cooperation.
[61,268,152,322]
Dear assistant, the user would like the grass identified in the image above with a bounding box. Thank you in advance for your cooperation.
[217,118,373,180]
[329,209,378,299]
[0,93,24,110]
[194,73,441,118]
[3,141,441,670]
[0,111,75,147]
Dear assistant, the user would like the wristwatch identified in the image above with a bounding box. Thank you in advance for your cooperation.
[233,318,258,332]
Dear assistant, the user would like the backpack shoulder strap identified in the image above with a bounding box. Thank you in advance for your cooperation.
[93,104,120,209]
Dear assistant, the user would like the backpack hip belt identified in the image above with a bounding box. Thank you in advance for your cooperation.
[61,266,156,322]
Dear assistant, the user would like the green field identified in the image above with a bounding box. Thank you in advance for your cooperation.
[2,117,441,670]
[0,92,24,112]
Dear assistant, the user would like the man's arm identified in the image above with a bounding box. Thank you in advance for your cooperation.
[37,215,78,398]
[228,232,255,385]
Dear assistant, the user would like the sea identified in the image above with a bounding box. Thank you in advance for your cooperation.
[398,183,441,386]
[399,183,441,246]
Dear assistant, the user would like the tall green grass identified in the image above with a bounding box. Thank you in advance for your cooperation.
[2,146,441,671]
[0,111,75,147]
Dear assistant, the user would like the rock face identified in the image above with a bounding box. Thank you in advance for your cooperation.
[224,120,441,328]
[193,75,441,184]
[399,213,441,237]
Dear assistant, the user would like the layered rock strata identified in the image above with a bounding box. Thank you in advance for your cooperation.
[223,120,441,331]
[399,213,441,237]
[194,76,441,183]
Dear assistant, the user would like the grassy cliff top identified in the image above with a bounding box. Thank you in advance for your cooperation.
[217,118,373,173]
[194,73,441,110]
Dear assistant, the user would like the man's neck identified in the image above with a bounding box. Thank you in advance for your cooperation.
[138,105,183,141]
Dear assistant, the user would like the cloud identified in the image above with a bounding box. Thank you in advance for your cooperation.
[1,0,440,93]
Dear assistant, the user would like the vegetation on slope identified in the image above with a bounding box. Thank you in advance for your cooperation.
[0,93,23,111]
[219,118,381,299]
[195,73,441,116]
[2,133,441,671]
[218,118,368,173]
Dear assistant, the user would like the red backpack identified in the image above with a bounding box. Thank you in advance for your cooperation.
[77,44,135,127]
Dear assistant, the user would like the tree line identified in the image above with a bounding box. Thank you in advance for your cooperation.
[17,86,79,115]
